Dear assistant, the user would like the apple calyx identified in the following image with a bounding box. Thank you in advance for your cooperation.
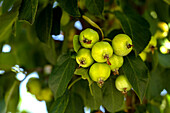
[97,78,104,88]
[83,35,92,44]
[122,88,127,94]
[113,69,119,75]
[78,58,86,67]
[104,54,111,65]
[149,45,157,54]
[127,44,134,49]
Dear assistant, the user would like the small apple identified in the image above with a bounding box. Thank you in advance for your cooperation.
[115,75,132,93]
[89,63,111,87]
[112,34,133,56]
[91,41,113,64]
[79,28,99,48]
[109,54,124,75]
[76,48,94,67]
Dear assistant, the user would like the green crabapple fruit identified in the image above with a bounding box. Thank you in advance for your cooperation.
[76,48,94,67]
[155,22,169,39]
[89,63,111,87]
[92,41,113,64]
[36,88,53,102]
[112,34,133,56]
[79,28,99,48]
[26,78,42,95]
[115,75,132,93]
[109,54,124,75]
[139,51,147,61]
[144,36,157,54]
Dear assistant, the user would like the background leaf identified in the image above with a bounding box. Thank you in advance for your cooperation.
[122,52,149,102]
[1,0,16,14]
[49,54,76,99]
[49,91,69,113]
[56,0,80,17]
[158,52,170,68]
[114,7,151,54]
[35,4,52,43]
[102,77,125,112]
[18,0,38,24]
[85,0,104,18]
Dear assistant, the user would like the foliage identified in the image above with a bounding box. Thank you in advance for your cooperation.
[0,0,170,113]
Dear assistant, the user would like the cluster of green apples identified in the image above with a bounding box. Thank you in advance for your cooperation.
[26,78,53,102]
[75,28,133,93]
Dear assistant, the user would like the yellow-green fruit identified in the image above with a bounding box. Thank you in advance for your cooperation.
[41,88,53,102]
[89,63,111,87]
[109,54,123,74]
[115,75,132,93]
[76,48,94,67]
[26,78,41,95]
[155,22,169,39]
[79,28,99,48]
[92,41,113,63]
[139,52,147,61]
[112,34,133,56]
[144,36,157,53]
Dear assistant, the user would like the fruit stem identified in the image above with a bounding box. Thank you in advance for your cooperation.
[127,44,134,49]
[104,54,111,65]
[82,15,104,40]
[150,45,157,54]
[68,77,82,90]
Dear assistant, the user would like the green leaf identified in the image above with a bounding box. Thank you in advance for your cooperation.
[74,68,93,86]
[73,35,81,53]
[49,91,69,113]
[122,52,149,103]
[85,0,104,18]
[114,7,151,54]
[158,52,170,68]
[18,0,38,24]
[146,65,164,100]
[2,0,16,14]
[65,93,84,113]
[41,38,57,65]
[0,0,21,42]
[35,4,52,43]
[162,69,170,94]
[49,54,76,99]
[51,6,62,35]
[71,80,101,111]
[0,53,17,71]
[102,77,124,112]
[57,0,80,17]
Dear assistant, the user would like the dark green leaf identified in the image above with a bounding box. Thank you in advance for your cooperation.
[90,83,103,108]
[57,0,80,17]
[102,77,124,112]
[0,0,21,42]
[162,69,170,94]
[71,80,101,111]
[107,29,124,40]
[18,0,38,24]
[51,6,62,35]
[2,0,16,14]
[0,53,17,71]
[65,93,84,113]
[73,35,81,53]
[114,7,151,54]
[74,68,93,86]
[146,65,164,100]
[85,0,104,18]
[147,104,161,113]
[41,38,57,65]
[158,52,170,68]
[35,4,52,43]
[122,52,149,103]
[49,54,76,99]
[49,91,69,113]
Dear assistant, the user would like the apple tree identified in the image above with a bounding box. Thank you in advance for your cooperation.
[0,0,170,113]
